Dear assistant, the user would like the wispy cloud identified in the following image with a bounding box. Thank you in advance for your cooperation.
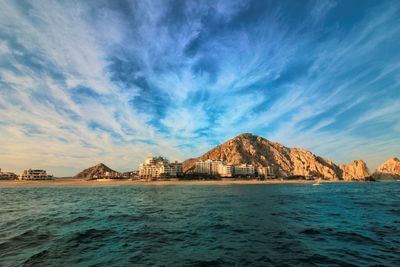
[0,0,399,175]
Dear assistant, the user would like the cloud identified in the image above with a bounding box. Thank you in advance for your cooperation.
[0,0,399,175]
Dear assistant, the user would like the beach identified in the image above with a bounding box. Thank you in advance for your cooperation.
[0,178,328,187]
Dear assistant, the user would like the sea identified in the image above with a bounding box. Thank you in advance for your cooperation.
[0,182,399,266]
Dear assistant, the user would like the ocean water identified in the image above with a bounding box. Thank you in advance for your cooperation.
[0,182,399,266]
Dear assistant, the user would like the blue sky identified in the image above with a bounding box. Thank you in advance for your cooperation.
[0,0,399,176]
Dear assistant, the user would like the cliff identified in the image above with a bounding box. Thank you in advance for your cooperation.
[373,157,400,179]
[339,160,371,181]
[183,133,343,180]
[74,163,119,179]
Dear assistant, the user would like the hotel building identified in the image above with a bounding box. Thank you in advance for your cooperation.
[257,166,277,178]
[139,156,183,179]
[218,164,233,177]
[233,164,255,176]
[20,169,54,180]
[194,160,254,177]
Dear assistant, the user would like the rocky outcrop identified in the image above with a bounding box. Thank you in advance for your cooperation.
[183,133,342,180]
[74,163,119,179]
[339,160,371,181]
[373,157,400,179]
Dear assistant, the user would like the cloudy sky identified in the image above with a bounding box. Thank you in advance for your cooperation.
[0,0,399,176]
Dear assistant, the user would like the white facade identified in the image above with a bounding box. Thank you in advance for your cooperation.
[233,164,255,176]
[195,159,212,174]
[194,160,254,177]
[20,169,53,180]
[218,164,233,177]
[139,156,183,178]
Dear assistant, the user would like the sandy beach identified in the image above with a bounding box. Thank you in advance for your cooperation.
[0,179,328,187]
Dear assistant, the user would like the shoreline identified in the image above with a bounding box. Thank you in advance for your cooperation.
[0,179,355,187]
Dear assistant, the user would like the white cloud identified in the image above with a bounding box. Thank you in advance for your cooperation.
[0,0,399,175]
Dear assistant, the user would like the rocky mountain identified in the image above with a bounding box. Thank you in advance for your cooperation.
[74,163,119,179]
[373,157,400,179]
[339,160,371,181]
[183,133,343,180]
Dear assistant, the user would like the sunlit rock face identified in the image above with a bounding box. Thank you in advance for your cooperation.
[339,160,371,181]
[373,157,400,180]
[183,133,343,180]
[74,163,117,179]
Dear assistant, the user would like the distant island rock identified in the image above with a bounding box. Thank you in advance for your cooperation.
[183,133,380,181]
[373,157,400,180]
[74,163,119,179]
[339,160,371,181]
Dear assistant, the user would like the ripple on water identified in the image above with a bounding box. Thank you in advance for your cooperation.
[0,183,399,266]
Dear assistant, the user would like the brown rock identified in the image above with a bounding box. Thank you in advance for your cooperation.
[74,163,118,179]
[373,157,400,179]
[339,160,371,181]
[183,133,342,180]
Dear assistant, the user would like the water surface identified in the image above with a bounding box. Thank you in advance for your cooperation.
[1,182,399,266]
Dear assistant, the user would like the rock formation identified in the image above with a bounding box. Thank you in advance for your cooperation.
[373,157,400,179]
[183,133,343,180]
[74,163,119,179]
[339,160,371,181]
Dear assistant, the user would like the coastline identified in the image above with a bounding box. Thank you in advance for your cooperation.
[0,179,347,187]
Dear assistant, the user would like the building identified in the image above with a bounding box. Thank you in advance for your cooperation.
[92,171,122,179]
[194,159,212,174]
[194,160,254,178]
[20,169,53,180]
[139,156,183,179]
[0,168,18,180]
[257,166,277,179]
[233,164,255,176]
[195,159,226,176]
[218,164,233,177]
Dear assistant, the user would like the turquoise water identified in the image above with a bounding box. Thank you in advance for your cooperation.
[1,182,399,266]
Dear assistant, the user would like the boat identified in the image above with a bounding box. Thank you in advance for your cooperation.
[312,178,322,186]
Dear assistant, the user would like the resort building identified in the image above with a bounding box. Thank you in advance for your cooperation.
[20,169,53,180]
[139,156,183,179]
[0,168,18,180]
[233,164,255,176]
[194,159,212,174]
[194,160,254,178]
[218,164,233,177]
[92,171,121,179]
[257,166,277,179]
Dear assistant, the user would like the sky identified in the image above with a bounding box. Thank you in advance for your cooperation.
[0,0,399,176]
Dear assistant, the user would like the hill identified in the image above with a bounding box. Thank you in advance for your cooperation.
[183,133,371,180]
[373,157,400,179]
[74,163,119,179]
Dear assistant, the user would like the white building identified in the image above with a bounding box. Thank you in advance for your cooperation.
[218,164,233,177]
[233,164,255,176]
[194,159,212,174]
[20,169,53,180]
[139,156,183,179]
[194,160,254,178]
[194,159,222,175]
[0,168,18,180]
